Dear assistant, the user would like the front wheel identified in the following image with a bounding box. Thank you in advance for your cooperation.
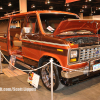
[40,59,60,91]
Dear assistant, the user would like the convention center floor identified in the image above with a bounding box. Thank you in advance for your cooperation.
[0,63,100,100]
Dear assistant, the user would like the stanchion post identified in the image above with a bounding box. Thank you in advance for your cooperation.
[50,58,53,100]
[0,46,3,74]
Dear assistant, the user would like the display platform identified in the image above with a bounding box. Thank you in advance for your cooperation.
[1,63,100,100]
[3,68,26,77]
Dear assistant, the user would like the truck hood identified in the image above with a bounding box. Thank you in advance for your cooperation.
[53,19,100,36]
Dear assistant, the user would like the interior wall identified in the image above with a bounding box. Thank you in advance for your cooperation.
[83,16,93,19]
[83,15,100,20]
[92,15,100,20]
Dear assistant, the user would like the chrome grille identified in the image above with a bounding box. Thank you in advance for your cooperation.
[79,46,100,61]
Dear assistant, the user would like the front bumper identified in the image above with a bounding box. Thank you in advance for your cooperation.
[61,59,100,79]
[61,69,100,86]
[61,66,89,79]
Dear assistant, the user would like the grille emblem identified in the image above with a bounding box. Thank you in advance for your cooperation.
[95,50,99,54]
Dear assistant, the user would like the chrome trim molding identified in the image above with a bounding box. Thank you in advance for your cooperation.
[79,45,100,62]
[0,36,4,37]
[22,39,69,47]
[61,67,89,78]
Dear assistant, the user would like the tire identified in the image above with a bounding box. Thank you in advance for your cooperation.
[40,58,64,91]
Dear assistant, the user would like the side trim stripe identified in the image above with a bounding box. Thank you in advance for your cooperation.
[22,39,69,47]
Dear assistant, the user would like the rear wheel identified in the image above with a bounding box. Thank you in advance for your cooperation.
[40,59,63,91]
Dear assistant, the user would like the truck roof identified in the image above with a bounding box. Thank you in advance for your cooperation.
[0,10,79,19]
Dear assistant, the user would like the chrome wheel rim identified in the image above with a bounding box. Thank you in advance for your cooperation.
[41,63,56,88]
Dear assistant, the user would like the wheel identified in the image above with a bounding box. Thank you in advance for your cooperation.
[40,59,62,91]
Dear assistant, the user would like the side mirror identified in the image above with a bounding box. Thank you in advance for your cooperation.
[23,27,32,33]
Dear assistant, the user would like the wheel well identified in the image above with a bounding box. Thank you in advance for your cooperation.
[38,56,62,78]
[38,56,60,66]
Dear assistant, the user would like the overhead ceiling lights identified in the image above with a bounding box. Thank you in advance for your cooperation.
[82,5,87,9]
[85,0,91,2]
[49,6,53,10]
[80,9,84,12]
[45,0,50,4]
[89,0,92,2]
[0,6,3,10]
[8,2,12,6]
[66,8,70,12]
[67,3,69,7]
[64,3,69,7]
[31,4,35,8]
[96,7,100,10]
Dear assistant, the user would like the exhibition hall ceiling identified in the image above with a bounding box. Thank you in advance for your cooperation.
[0,0,100,16]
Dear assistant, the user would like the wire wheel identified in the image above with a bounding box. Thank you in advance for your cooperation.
[40,60,59,91]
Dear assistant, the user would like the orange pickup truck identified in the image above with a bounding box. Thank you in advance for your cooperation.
[0,10,100,91]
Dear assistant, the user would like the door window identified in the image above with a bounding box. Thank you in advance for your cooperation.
[10,17,25,29]
[27,15,39,34]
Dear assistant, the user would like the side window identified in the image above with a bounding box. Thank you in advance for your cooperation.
[0,19,9,37]
[27,15,39,33]
[10,16,25,38]
[10,17,25,29]
[10,17,25,46]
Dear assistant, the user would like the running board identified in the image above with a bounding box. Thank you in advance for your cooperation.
[16,61,34,70]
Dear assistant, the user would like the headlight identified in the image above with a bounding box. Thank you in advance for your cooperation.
[70,50,78,62]
[70,50,78,58]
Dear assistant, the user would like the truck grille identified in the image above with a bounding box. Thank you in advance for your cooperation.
[79,46,100,61]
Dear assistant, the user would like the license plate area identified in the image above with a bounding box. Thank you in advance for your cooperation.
[93,63,100,71]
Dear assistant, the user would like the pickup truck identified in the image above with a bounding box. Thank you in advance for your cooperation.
[0,10,100,91]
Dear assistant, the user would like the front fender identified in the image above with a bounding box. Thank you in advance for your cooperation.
[40,52,67,68]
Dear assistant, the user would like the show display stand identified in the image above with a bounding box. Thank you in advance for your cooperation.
[8,55,16,70]
[0,49,55,100]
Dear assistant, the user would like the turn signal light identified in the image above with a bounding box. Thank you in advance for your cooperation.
[70,58,77,62]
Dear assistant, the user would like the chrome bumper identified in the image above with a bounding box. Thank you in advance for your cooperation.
[61,66,89,79]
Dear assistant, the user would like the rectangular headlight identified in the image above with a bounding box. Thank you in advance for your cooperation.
[70,50,78,58]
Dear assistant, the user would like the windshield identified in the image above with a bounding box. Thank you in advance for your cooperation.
[57,30,94,36]
[40,13,79,34]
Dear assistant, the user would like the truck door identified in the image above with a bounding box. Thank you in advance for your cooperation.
[0,18,9,56]
[22,14,41,66]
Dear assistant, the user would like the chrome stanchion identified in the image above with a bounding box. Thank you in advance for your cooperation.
[0,47,4,74]
[50,58,53,100]
[8,55,16,70]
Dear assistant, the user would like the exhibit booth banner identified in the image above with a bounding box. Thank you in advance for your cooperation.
[66,0,79,3]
